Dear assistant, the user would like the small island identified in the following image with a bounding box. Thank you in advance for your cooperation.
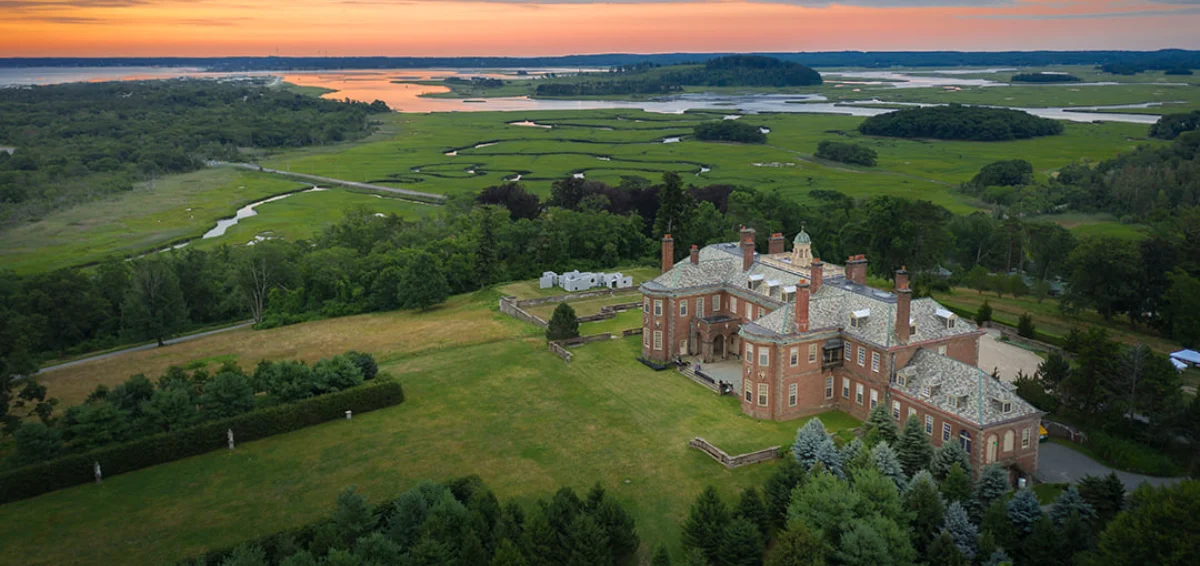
[693,120,767,143]
[815,140,877,166]
[858,104,1064,141]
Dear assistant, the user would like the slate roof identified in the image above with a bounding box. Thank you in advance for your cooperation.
[641,242,809,298]
[743,279,978,348]
[894,349,1042,427]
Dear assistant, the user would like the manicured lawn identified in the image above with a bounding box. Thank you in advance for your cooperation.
[580,309,643,335]
[0,294,858,565]
[526,294,640,319]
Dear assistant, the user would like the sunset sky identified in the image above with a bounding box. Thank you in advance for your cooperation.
[2,0,1199,57]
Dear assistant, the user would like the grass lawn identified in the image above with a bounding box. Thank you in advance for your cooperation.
[580,309,643,335]
[1,292,858,566]
[1033,482,1068,504]
[932,287,1182,354]
[526,294,640,319]
[1028,212,1148,241]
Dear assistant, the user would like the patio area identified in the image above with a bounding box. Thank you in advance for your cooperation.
[683,355,744,393]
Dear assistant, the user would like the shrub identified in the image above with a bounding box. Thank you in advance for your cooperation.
[1086,431,1180,476]
[0,379,404,504]
[547,302,581,341]
[975,300,993,325]
[344,351,379,380]
[1018,313,1036,338]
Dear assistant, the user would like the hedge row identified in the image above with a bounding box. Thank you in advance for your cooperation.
[0,379,405,504]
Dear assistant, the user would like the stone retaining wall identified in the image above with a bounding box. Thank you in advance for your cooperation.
[514,287,639,308]
[688,437,782,469]
[499,296,548,328]
[548,341,572,363]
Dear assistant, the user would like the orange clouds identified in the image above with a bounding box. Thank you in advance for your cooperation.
[0,0,1197,56]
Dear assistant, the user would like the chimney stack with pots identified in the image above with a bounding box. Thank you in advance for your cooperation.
[810,258,823,295]
[794,280,811,333]
[895,266,912,345]
[740,227,756,272]
[768,233,785,255]
[690,245,699,265]
[846,254,868,285]
[661,234,674,274]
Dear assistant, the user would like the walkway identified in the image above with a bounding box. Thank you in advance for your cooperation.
[1035,442,1186,491]
[33,322,254,377]
[209,161,446,203]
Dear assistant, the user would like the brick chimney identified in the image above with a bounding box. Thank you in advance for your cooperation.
[794,280,811,334]
[810,258,823,295]
[768,232,785,255]
[895,266,911,345]
[661,234,674,274]
[690,245,699,265]
[740,227,756,271]
[846,254,868,285]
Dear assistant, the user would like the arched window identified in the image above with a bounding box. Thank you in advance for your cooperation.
[959,430,972,455]
[1003,430,1015,452]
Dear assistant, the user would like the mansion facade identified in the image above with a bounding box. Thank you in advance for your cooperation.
[640,228,1044,476]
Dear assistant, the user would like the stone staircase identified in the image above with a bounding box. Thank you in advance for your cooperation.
[677,363,721,394]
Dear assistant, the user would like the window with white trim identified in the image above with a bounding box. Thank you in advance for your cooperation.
[643,298,649,313]
[758,348,769,367]
[758,383,769,407]
[1021,427,1031,449]
[937,345,947,356]
[653,300,662,316]
[697,298,704,317]
[925,415,934,435]
[857,346,866,367]
[842,378,850,398]
[680,301,687,317]
[652,331,662,351]
[942,423,952,442]
[869,389,878,409]
[789,383,798,407]
[1003,430,1014,452]
[1002,401,1012,414]
[758,307,764,318]
[844,342,852,361]
[746,344,754,360]
[808,344,817,363]
[746,303,752,319]
[892,401,901,420]
[712,295,720,311]
[731,297,738,312]
[789,347,799,366]
[855,383,864,405]
[825,377,834,399]
[643,331,650,347]
[745,382,753,403]
[871,352,880,373]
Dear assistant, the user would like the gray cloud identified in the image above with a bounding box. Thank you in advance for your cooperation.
[964,5,1200,18]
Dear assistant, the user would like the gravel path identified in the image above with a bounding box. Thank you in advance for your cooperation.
[1036,442,1186,491]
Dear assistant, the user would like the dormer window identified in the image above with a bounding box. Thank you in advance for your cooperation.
[897,374,906,386]
[1003,401,1012,413]
[748,274,765,291]
[850,309,870,328]
[910,317,917,336]
[935,308,957,329]
[922,385,932,397]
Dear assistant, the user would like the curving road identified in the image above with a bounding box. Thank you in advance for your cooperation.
[33,322,254,377]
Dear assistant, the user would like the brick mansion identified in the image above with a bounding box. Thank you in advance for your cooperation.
[640,228,1044,475]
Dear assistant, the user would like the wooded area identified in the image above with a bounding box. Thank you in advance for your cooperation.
[858,105,1065,142]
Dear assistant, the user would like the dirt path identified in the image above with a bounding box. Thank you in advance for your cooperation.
[210,161,446,203]
[34,322,254,377]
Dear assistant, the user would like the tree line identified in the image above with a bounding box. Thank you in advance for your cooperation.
[181,477,638,566]
[670,413,1199,566]
[694,121,767,144]
[815,141,878,166]
[0,80,389,225]
[858,105,1064,142]
[1010,73,1081,83]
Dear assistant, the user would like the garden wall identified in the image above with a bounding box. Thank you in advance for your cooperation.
[513,287,638,308]
[499,296,547,328]
[688,437,781,469]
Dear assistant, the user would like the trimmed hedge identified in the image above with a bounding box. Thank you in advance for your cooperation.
[0,379,404,504]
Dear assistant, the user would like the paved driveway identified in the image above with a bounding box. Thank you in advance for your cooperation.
[978,328,1044,383]
[1036,442,1185,491]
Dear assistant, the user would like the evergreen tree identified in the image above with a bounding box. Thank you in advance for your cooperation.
[926,531,968,566]
[904,471,946,555]
[839,438,866,473]
[1094,481,1200,566]
[716,517,764,566]
[220,544,268,566]
[651,546,672,566]
[1019,516,1060,566]
[1017,313,1036,338]
[652,172,694,239]
[459,530,490,566]
[975,300,993,325]
[680,548,708,566]
[279,551,318,566]
[735,487,770,537]
[546,303,581,341]
[763,457,806,529]
[121,258,187,347]
[1005,489,1042,534]
[895,416,934,477]
[594,499,639,564]
[353,533,403,565]
[387,489,431,548]
[682,487,730,563]
[565,514,611,566]
[765,521,825,566]
[408,537,454,566]
[491,538,528,566]
[521,510,564,566]
[1048,486,1096,527]
[7,422,64,466]
[942,501,978,561]
[973,465,1010,514]
[1076,472,1125,529]
[1058,510,1095,559]
[981,549,1011,566]
[788,471,863,548]
[940,462,969,506]
[979,499,1015,554]
[586,482,606,511]
[199,371,256,420]
[793,418,843,478]
[474,206,502,288]
[332,487,378,544]
[870,442,907,490]
[495,501,526,547]
[862,405,899,446]
[851,468,907,525]
[929,442,971,481]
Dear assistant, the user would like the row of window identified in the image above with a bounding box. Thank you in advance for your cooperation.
[888,398,1033,456]
[644,295,769,322]
[744,375,836,410]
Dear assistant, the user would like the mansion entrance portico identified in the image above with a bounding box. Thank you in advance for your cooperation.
[691,314,741,363]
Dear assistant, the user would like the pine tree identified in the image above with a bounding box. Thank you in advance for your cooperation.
[353,533,402,565]
[979,499,1016,556]
[930,443,971,481]
[852,468,906,525]
[905,471,946,555]
[651,546,672,566]
[1076,472,1125,529]
[870,442,907,489]
[491,538,528,566]
[940,463,972,505]
[862,405,899,447]
[942,501,979,561]
[765,521,825,566]
[586,482,606,511]
[981,549,1012,566]
[1005,489,1043,534]
[716,517,764,566]
[1057,510,1096,559]
[734,487,770,537]
[839,438,866,473]
[332,487,377,545]
[521,510,563,566]
[1048,486,1097,527]
[975,300,993,325]
[973,465,1010,514]
[763,457,806,529]
[681,486,730,564]
[896,416,934,477]
[473,206,501,287]
[1019,516,1060,566]
[793,418,843,478]
[220,544,268,566]
[926,531,968,566]
[459,530,489,566]
[409,537,453,566]
[566,514,611,566]
[594,499,639,564]
[495,501,526,548]
[652,172,694,239]
[546,303,581,341]
[680,548,708,566]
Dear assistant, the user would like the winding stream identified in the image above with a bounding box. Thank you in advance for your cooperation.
[203,187,328,239]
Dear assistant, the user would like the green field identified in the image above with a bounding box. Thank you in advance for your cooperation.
[0,291,859,565]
